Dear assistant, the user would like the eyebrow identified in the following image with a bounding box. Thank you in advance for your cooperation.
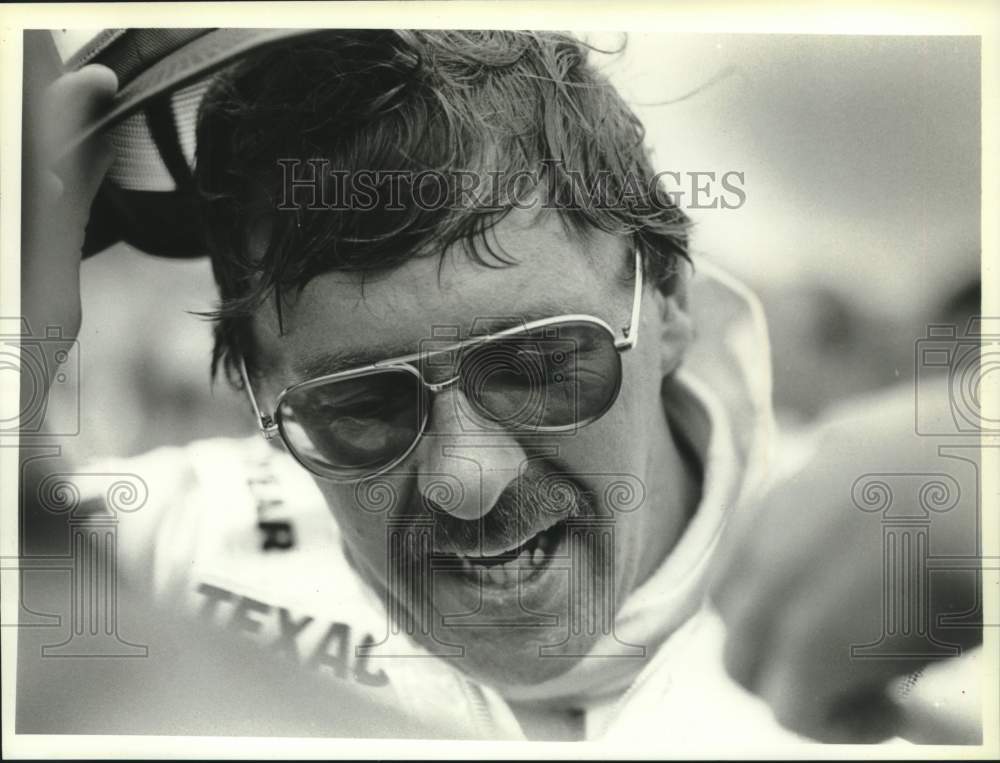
[290,303,586,381]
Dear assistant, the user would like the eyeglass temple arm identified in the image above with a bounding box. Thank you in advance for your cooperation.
[239,357,279,439]
[616,249,644,350]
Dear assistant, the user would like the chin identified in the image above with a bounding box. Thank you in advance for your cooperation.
[414,626,591,688]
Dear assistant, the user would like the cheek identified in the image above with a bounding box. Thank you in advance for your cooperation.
[315,482,392,569]
[567,348,660,464]
[538,375,654,514]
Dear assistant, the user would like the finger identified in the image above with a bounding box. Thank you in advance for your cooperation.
[823,688,905,743]
[710,499,839,647]
[709,508,801,691]
[41,65,118,157]
[39,170,64,202]
[756,647,904,744]
[715,546,829,695]
[757,580,930,743]
[60,131,116,203]
[28,66,118,254]
[711,450,866,621]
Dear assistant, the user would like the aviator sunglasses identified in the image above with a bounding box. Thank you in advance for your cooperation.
[241,250,644,482]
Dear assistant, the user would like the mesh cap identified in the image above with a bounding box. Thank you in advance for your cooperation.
[50,28,321,258]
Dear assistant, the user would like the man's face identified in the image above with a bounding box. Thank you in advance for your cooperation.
[251,209,693,689]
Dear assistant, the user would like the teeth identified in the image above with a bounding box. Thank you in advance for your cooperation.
[455,524,564,585]
[485,565,508,586]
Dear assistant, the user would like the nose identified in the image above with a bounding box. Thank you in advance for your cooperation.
[413,387,528,520]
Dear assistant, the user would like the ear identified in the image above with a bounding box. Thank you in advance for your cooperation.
[650,277,695,378]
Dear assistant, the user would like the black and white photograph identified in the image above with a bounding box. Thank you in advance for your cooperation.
[1,1,997,758]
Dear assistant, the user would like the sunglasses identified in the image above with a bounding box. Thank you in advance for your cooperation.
[241,250,644,482]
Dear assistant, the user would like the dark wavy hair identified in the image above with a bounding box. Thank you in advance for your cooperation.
[195,30,691,386]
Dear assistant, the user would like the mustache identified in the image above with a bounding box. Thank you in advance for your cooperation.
[419,464,595,557]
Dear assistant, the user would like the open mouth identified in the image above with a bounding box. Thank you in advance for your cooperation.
[432,520,569,588]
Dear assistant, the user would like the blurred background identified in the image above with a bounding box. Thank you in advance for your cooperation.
[44,33,981,463]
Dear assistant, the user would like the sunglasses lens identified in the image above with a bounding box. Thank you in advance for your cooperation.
[277,368,424,478]
[461,321,622,430]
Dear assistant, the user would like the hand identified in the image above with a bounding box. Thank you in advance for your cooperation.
[708,383,980,743]
[21,64,117,395]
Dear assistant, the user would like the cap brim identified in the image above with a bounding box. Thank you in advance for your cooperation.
[62,27,321,159]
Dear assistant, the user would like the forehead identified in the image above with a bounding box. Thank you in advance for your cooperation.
[252,209,630,382]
